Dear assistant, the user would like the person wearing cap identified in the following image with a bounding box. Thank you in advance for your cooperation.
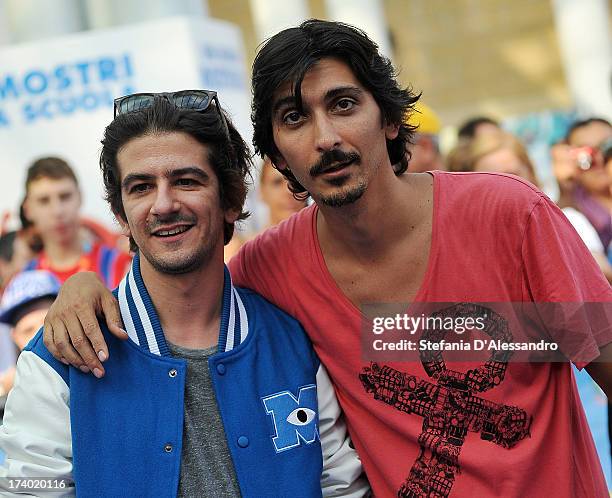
[405,102,444,173]
[0,270,60,415]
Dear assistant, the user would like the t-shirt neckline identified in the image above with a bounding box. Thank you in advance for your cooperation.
[309,171,440,318]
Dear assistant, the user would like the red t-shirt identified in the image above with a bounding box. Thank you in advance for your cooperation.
[230,171,612,497]
[27,242,131,288]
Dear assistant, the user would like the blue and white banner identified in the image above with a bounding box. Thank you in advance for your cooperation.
[0,17,250,227]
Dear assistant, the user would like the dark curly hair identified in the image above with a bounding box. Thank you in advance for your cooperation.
[100,97,251,249]
[251,19,420,199]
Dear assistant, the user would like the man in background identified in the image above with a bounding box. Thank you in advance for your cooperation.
[22,157,130,287]
[406,102,444,172]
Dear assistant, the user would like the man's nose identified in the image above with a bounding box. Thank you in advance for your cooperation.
[150,185,179,216]
[313,113,341,153]
[50,198,65,216]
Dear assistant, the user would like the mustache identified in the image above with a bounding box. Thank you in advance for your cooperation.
[147,214,196,232]
[309,150,361,177]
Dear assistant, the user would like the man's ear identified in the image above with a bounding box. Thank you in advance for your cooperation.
[224,208,241,225]
[114,211,131,239]
[22,197,31,222]
[385,121,400,141]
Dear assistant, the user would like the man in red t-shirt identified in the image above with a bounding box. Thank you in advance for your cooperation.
[22,157,130,288]
[42,20,612,497]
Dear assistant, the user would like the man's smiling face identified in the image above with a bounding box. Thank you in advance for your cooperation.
[117,131,234,274]
[271,58,399,208]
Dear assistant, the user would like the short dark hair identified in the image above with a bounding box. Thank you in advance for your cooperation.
[565,117,612,143]
[26,157,78,194]
[0,231,17,263]
[457,116,500,140]
[100,98,251,248]
[251,19,419,199]
[18,200,33,230]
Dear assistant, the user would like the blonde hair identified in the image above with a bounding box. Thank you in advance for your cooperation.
[447,131,539,186]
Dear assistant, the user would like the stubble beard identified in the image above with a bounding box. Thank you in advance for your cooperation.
[142,241,214,275]
[318,179,367,208]
[138,224,221,275]
[308,149,368,207]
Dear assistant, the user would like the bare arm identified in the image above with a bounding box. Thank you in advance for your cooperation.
[585,342,612,398]
[43,271,126,378]
[592,252,612,284]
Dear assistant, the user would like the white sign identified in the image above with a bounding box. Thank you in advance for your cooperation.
[0,16,251,228]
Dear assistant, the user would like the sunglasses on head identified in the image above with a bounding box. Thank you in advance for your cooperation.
[113,90,230,139]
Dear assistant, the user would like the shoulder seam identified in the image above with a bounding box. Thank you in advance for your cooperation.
[519,196,547,301]
[20,350,69,388]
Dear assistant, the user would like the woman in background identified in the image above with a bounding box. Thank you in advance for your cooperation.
[448,131,612,281]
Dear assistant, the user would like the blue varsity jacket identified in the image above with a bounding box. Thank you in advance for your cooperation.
[22,253,325,497]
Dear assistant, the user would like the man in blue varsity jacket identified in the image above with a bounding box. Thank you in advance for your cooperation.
[0,93,368,497]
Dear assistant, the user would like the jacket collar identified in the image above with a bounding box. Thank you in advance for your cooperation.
[116,252,248,357]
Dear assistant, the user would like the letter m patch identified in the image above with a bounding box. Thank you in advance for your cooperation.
[262,384,319,453]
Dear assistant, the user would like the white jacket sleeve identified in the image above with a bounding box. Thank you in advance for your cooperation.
[0,351,74,497]
[317,364,370,497]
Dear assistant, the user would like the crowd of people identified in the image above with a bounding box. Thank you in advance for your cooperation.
[0,18,611,498]
[0,157,131,407]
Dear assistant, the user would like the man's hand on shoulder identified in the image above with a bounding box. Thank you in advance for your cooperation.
[43,271,127,378]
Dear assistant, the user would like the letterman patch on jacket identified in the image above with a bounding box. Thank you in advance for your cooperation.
[262,384,319,453]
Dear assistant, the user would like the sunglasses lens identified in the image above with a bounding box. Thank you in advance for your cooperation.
[117,95,155,115]
[172,91,212,111]
[115,91,221,129]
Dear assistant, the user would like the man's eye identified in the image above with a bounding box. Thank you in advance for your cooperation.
[283,111,303,125]
[176,178,197,187]
[130,184,150,194]
[335,99,355,111]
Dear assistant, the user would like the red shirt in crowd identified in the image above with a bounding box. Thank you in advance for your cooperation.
[25,242,131,288]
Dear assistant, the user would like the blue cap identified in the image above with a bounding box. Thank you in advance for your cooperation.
[0,270,61,325]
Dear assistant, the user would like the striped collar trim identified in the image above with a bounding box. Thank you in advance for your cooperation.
[116,252,248,356]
